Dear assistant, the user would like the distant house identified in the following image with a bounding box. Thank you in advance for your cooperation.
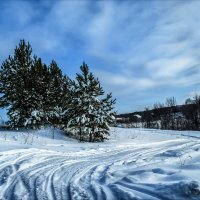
[134,114,141,119]
[116,117,130,123]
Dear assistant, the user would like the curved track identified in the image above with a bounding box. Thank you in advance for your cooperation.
[0,138,199,200]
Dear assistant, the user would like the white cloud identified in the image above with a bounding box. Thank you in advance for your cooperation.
[1,1,200,112]
[146,57,197,78]
[94,70,155,96]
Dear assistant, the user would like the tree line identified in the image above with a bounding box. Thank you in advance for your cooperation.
[117,96,200,131]
[0,40,116,142]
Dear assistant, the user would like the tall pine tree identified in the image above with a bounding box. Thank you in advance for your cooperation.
[47,60,70,137]
[0,40,68,130]
[0,40,115,142]
[26,57,50,128]
[0,40,34,128]
[63,62,115,142]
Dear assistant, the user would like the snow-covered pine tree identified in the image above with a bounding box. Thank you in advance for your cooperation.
[63,62,115,142]
[26,56,50,129]
[92,93,116,141]
[0,39,34,128]
[47,60,70,137]
[0,40,70,131]
[58,77,74,133]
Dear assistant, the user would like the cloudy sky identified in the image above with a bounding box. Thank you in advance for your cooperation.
[1,0,200,117]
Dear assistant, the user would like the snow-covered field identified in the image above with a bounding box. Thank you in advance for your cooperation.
[0,127,200,200]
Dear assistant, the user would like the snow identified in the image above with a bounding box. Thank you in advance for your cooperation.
[0,127,199,199]
[134,114,141,119]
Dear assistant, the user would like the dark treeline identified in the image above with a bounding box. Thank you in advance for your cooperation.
[0,40,116,142]
[117,96,200,131]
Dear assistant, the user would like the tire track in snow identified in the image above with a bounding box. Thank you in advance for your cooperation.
[0,140,199,199]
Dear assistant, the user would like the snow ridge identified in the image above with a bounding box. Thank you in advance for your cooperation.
[0,128,199,199]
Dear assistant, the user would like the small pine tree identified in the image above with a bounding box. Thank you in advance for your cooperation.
[63,62,115,142]
[92,93,116,141]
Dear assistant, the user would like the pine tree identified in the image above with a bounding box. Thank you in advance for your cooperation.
[63,62,115,142]
[25,57,50,129]
[47,60,70,137]
[92,93,116,141]
[0,39,34,128]
[0,40,116,142]
[0,40,69,131]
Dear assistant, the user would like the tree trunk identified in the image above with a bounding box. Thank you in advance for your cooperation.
[89,126,94,142]
[79,127,82,141]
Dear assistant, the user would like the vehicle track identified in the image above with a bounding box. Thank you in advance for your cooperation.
[0,139,199,200]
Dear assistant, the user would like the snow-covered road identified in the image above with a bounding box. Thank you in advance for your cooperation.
[0,128,200,200]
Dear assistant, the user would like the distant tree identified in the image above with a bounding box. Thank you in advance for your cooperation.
[153,102,165,129]
[193,95,200,129]
[183,95,200,130]
[182,99,193,129]
[185,98,193,105]
[165,97,177,129]
[142,107,153,128]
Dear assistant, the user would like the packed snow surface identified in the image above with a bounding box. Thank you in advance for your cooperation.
[0,127,200,200]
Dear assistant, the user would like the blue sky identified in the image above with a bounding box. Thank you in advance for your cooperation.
[0,0,200,119]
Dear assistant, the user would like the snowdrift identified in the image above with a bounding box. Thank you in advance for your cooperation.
[0,127,199,199]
